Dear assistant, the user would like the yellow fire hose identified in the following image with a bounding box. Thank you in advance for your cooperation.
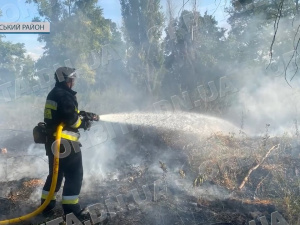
[0,123,65,225]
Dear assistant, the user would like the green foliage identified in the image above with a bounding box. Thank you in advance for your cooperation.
[226,0,298,68]
[20,0,299,101]
[27,0,124,86]
[0,7,35,86]
[162,10,227,96]
[0,36,35,84]
[120,0,165,98]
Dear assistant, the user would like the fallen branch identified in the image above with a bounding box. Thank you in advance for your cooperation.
[239,144,280,190]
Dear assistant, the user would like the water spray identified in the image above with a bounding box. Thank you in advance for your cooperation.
[100,112,240,137]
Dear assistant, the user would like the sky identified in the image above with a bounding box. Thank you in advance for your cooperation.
[0,0,230,60]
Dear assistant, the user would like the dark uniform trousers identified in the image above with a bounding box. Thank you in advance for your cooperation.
[41,138,83,216]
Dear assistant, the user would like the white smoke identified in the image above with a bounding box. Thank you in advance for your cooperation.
[221,16,300,137]
[0,144,48,183]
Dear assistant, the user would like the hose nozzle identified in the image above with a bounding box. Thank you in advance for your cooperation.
[79,111,100,121]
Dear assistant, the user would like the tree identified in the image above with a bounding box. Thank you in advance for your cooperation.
[0,9,35,96]
[26,0,124,87]
[162,8,227,96]
[120,0,165,98]
[0,36,35,86]
[226,0,298,81]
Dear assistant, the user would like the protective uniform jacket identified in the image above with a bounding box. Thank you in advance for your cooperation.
[42,81,84,216]
[44,82,82,143]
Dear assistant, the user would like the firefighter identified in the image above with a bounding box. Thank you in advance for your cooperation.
[41,67,94,219]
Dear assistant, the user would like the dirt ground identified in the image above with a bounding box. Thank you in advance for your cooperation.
[0,125,298,225]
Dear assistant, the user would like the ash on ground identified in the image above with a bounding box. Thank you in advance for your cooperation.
[0,119,298,225]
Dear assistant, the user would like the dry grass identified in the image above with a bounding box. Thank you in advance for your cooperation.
[23,179,44,188]
[157,128,300,223]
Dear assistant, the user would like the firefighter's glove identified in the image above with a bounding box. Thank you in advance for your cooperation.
[79,111,99,121]
[80,120,92,131]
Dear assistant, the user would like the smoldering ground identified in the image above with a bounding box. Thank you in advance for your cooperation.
[0,110,291,224]
[1,0,300,224]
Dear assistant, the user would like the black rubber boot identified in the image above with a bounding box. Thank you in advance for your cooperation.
[75,208,91,222]
[41,199,56,217]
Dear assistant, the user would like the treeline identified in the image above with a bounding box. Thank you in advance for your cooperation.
[0,0,298,108]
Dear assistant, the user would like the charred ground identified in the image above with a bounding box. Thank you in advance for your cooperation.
[0,124,299,225]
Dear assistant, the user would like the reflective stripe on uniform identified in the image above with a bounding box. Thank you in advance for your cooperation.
[41,190,57,200]
[62,195,79,205]
[75,107,80,113]
[53,130,80,141]
[45,100,58,110]
[70,117,82,129]
[44,108,52,119]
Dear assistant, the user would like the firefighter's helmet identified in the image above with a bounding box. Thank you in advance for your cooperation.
[54,67,77,83]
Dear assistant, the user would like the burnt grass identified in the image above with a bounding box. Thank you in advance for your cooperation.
[0,125,299,225]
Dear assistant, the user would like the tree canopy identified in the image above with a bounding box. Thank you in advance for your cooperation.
[2,0,297,105]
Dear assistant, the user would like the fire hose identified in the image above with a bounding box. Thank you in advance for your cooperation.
[0,123,64,225]
[0,112,100,224]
